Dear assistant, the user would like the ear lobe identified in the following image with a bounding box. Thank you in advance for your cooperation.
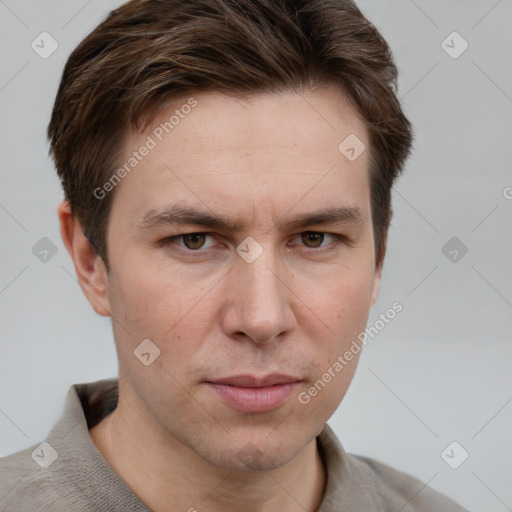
[57,200,111,317]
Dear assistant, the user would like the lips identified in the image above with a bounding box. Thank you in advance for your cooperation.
[211,374,300,388]
[206,374,301,413]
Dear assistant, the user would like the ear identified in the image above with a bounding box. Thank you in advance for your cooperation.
[369,234,387,307]
[370,264,382,307]
[58,200,111,317]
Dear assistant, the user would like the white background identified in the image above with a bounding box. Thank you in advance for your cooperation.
[0,1,511,510]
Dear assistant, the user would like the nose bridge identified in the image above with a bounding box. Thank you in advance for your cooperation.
[240,250,281,301]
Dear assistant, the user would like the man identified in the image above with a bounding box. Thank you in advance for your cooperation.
[0,0,467,510]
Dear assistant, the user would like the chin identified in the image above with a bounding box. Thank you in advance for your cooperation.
[235,441,296,471]
[194,435,299,472]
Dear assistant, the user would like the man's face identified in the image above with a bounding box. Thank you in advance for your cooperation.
[102,87,381,471]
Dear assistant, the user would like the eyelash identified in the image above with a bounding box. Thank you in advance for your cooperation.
[161,232,348,256]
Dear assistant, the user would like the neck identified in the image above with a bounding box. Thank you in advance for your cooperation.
[89,382,327,512]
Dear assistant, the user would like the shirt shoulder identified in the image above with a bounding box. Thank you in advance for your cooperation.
[0,379,145,512]
[0,444,83,512]
[348,453,468,512]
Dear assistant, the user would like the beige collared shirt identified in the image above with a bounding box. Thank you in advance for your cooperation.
[0,379,467,511]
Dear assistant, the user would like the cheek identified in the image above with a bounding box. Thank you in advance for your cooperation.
[296,264,372,389]
[108,259,203,337]
[107,269,220,384]
[295,350,360,425]
[302,264,374,333]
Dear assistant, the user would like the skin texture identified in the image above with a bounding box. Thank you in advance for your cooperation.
[59,87,383,512]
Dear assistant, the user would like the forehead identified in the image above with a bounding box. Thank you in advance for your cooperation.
[111,87,371,226]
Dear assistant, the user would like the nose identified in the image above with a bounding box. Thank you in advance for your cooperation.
[220,247,296,345]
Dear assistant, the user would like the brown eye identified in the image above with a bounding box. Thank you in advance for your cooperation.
[182,233,207,250]
[301,232,324,248]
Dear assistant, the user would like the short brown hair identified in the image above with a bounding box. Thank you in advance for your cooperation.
[48,0,413,270]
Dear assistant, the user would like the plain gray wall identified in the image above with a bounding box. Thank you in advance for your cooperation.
[1,1,511,510]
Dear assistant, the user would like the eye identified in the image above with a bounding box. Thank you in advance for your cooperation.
[164,232,216,251]
[161,231,347,255]
[293,231,345,249]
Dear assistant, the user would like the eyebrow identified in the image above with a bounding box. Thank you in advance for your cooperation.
[138,204,365,232]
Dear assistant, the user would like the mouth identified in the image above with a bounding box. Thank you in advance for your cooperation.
[205,374,302,413]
